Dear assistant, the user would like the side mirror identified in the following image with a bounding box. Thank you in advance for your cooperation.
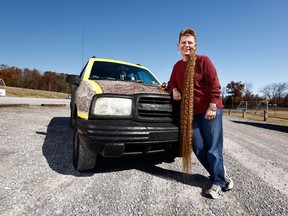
[160,82,167,90]
[66,75,81,86]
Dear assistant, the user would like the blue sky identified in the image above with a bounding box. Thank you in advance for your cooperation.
[1,0,287,95]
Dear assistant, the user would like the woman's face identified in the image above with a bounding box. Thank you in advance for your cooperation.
[177,35,197,59]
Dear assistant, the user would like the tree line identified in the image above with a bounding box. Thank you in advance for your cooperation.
[0,64,73,93]
[223,81,288,108]
[1,63,288,108]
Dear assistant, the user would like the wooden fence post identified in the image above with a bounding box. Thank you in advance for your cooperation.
[242,110,246,118]
[264,110,268,121]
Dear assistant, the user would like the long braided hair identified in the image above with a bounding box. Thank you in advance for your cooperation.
[180,52,197,174]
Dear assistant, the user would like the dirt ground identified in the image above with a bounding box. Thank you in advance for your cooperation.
[0,106,287,216]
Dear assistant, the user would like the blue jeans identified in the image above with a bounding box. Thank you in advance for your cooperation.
[193,109,227,187]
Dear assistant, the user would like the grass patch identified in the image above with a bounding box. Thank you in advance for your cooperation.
[0,86,69,99]
[224,108,288,127]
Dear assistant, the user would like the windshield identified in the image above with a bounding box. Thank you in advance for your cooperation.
[89,61,160,86]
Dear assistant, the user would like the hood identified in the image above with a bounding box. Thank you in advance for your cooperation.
[93,80,169,95]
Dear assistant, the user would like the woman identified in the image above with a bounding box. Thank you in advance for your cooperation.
[168,28,233,199]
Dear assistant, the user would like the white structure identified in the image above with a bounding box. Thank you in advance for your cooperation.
[0,89,6,97]
[0,78,5,86]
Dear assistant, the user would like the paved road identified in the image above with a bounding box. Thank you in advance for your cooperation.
[0,97,70,106]
[0,105,287,215]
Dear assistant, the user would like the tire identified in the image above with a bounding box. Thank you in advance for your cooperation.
[73,129,97,172]
[70,108,76,128]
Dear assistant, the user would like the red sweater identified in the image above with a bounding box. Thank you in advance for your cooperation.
[167,55,223,115]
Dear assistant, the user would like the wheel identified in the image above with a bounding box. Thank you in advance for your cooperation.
[69,108,76,128]
[73,129,97,172]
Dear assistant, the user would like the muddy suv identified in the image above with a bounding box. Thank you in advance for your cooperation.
[66,57,179,171]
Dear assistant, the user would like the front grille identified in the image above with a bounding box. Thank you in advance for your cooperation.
[137,95,174,120]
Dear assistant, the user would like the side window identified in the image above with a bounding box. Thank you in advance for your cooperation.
[80,62,88,79]
[90,62,118,80]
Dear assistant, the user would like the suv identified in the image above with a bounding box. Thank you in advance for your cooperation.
[66,57,179,171]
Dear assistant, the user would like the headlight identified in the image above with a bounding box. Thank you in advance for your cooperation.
[93,97,132,116]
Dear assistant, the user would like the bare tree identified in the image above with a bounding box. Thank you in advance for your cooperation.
[0,64,8,70]
[260,82,288,105]
[243,82,254,101]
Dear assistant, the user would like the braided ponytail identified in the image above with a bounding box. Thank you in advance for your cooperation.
[180,52,197,174]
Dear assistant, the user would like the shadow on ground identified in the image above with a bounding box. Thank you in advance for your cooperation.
[41,117,82,175]
[41,117,210,193]
[231,120,288,133]
[96,154,210,191]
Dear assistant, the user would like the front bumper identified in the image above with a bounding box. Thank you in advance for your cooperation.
[75,117,179,157]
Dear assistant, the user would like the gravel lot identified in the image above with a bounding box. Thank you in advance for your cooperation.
[0,104,287,216]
